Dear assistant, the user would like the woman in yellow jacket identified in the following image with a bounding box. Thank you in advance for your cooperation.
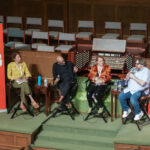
[7,52,39,111]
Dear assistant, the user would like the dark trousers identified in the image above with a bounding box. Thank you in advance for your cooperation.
[57,81,73,104]
[87,82,105,108]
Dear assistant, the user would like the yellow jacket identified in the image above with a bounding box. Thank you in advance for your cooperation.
[7,62,31,80]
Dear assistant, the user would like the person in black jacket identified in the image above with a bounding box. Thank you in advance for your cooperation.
[53,55,78,104]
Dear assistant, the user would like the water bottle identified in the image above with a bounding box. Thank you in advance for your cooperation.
[118,81,122,92]
[44,78,47,87]
[38,75,42,86]
[114,81,118,91]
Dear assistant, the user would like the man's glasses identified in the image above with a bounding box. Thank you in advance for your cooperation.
[135,62,140,65]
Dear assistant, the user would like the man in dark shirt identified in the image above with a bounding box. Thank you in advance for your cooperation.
[53,56,78,103]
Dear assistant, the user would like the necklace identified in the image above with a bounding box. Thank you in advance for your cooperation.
[15,62,23,76]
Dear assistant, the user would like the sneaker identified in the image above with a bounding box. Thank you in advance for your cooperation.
[87,107,92,113]
[122,108,131,118]
[134,111,144,121]
[98,107,103,114]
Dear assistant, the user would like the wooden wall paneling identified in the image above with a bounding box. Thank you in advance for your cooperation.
[46,0,68,32]
[115,143,150,150]
[138,6,150,33]
[1,0,150,39]
[17,0,43,18]
[33,147,56,150]
[0,0,13,16]
[17,0,44,30]
[0,131,32,150]
[93,1,117,35]
[115,143,139,150]
[41,0,47,31]
[68,0,93,33]
[140,146,150,150]
[117,5,141,36]
[18,50,61,83]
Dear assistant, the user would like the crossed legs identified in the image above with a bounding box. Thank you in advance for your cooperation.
[13,81,39,111]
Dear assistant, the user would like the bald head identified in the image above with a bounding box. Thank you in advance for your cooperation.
[57,56,65,65]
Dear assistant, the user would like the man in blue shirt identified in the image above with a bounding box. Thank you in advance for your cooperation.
[119,57,150,121]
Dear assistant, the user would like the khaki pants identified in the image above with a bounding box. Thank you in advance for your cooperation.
[12,81,32,103]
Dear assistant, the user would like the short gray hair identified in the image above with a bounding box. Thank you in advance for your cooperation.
[136,57,146,66]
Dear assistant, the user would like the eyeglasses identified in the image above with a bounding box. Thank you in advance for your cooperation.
[135,62,140,65]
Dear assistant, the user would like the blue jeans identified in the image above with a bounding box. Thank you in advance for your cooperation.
[118,91,143,115]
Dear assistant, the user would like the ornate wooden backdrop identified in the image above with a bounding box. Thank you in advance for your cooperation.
[0,0,150,36]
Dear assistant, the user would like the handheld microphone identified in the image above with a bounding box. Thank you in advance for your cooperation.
[96,73,99,77]
[57,74,60,78]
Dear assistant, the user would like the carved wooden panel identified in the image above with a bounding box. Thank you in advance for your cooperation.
[115,143,139,150]
[68,0,93,32]
[46,0,67,31]
[0,131,32,150]
[118,5,141,35]
[17,0,42,17]
[0,133,14,145]
[0,0,13,16]
[93,4,116,34]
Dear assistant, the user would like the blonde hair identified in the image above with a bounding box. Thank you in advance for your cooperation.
[96,56,105,63]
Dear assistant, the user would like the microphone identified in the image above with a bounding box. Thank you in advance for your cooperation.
[57,74,60,78]
[96,73,99,77]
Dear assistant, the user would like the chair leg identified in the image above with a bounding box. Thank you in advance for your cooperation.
[64,105,75,120]
[23,103,34,117]
[100,113,107,123]
[84,103,109,123]
[103,104,111,117]
[42,102,75,125]
[42,108,61,125]
[123,110,142,131]
[10,100,34,119]
[140,102,150,121]
[11,103,20,119]
[7,97,19,114]
[84,107,95,121]
[135,121,141,131]
[70,101,79,114]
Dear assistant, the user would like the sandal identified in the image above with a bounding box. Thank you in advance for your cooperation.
[32,101,39,109]
[20,103,27,112]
